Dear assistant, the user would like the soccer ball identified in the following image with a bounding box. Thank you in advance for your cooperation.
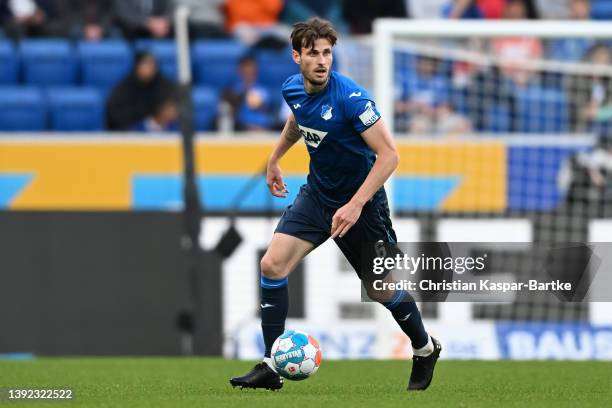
[271,329,322,380]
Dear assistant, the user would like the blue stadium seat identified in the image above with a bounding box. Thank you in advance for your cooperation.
[591,0,612,19]
[515,86,569,133]
[46,87,104,131]
[192,40,246,91]
[0,41,18,85]
[485,103,512,133]
[19,39,77,86]
[0,87,46,131]
[254,48,299,89]
[134,39,178,81]
[193,86,219,131]
[78,40,133,94]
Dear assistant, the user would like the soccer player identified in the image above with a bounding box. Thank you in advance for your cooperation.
[229,17,441,392]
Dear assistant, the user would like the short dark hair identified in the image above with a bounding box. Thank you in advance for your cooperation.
[290,17,337,53]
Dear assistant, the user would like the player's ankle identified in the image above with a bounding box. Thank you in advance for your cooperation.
[263,357,278,373]
[412,336,434,357]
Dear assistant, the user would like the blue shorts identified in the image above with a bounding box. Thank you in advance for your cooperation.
[275,184,398,279]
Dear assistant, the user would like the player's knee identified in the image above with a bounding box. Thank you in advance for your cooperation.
[260,254,288,279]
[363,282,395,304]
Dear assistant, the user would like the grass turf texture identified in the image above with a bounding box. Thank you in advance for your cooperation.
[1,358,611,407]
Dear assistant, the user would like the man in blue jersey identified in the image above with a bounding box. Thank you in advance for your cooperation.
[230,17,441,392]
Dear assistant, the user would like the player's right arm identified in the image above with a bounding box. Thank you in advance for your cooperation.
[267,113,302,197]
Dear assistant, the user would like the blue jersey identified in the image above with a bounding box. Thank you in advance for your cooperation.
[282,71,383,208]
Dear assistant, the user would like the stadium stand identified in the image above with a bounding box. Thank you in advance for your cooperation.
[193,86,220,131]
[515,86,570,133]
[0,0,609,134]
[254,47,298,91]
[46,87,105,131]
[192,39,247,91]
[78,40,134,94]
[19,39,77,86]
[0,86,46,131]
[0,41,18,85]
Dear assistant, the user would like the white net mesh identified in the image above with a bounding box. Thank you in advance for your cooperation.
[340,22,612,323]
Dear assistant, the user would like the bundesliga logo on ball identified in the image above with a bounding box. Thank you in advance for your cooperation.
[271,330,322,380]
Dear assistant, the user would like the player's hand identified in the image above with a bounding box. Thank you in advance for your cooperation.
[331,200,363,239]
[266,161,289,198]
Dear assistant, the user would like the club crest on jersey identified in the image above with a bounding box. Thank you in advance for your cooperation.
[321,105,333,121]
[298,124,328,148]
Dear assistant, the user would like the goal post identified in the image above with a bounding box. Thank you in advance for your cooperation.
[365,18,612,356]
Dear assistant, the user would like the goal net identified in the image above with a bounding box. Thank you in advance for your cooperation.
[337,20,612,326]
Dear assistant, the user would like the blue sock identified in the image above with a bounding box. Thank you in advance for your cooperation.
[260,276,289,358]
[383,290,429,349]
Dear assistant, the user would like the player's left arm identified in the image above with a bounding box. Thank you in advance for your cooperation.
[331,119,399,239]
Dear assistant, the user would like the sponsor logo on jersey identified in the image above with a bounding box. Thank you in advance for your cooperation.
[349,91,362,98]
[359,101,379,126]
[293,103,301,109]
[298,124,328,148]
[321,104,333,121]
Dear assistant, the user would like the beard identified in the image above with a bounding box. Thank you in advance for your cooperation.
[303,69,330,87]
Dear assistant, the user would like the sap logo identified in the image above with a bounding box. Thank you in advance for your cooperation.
[298,124,328,148]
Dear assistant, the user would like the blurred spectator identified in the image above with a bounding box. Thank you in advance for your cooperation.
[492,37,542,87]
[222,54,281,131]
[2,0,116,40]
[461,65,519,132]
[135,99,179,132]
[443,0,485,19]
[225,0,285,45]
[409,0,510,19]
[500,0,538,19]
[281,0,347,32]
[548,0,594,61]
[474,0,507,18]
[534,0,570,19]
[1,0,64,38]
[53,0,114,41]
[491,0,542,87]
[172,0,228,38]
[569,0,590,18]
[113,0,171,39]
[395,56,472,135]
[106,52,178,131]
[342,0,406,35]
[406,0,448,18]
[561,132,612,218]
[568,44,612,132]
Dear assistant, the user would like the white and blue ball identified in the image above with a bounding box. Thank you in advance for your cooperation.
[271,329,322,380]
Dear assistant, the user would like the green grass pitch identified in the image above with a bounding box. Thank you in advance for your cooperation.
[1,358,611,407]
